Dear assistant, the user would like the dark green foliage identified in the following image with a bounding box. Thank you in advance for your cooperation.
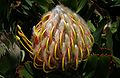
[0,0,120,78]
[0,31,24,77]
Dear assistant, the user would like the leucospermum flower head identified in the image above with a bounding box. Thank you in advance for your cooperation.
[16,5,94,73]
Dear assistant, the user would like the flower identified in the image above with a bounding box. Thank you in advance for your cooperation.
[16,5,94,73]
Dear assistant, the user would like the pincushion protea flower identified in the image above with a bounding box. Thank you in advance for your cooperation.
[16,5,94,73]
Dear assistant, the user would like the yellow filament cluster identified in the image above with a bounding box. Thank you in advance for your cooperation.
[16,5,94,73]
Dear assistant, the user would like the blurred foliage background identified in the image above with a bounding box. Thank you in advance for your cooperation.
[0,0,120,78]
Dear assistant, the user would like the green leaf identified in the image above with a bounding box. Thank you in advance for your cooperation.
[84,71,94,78]
[0,75,5,78]
[84,4,95,20]
[87,20,96,32]
[25,0,32,7]
[0,41,8,58]
[24,61,34,76]
[0,55,11,75]
[93,18,108,44]
[0,32,22,76]
[46,0,54,4]
[112,0,120,4]
[23,9,28,15]
[22,5,30,10]
[83,55,98,77]
[110,17,120,33]
[106,28,113,51]
[95,56,111,78]
[110,22,118,33]
[76,0,88,13]
[112,56,120,67]
[40,5,49,12]
[17,61,33,78]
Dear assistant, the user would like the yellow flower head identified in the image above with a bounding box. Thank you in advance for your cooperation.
[16,5,94,73]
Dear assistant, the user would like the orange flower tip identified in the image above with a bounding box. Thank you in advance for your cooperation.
[62,57,65,71]
[17,24,21,30]
[16,35,20,40]
[43,62,51,73]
